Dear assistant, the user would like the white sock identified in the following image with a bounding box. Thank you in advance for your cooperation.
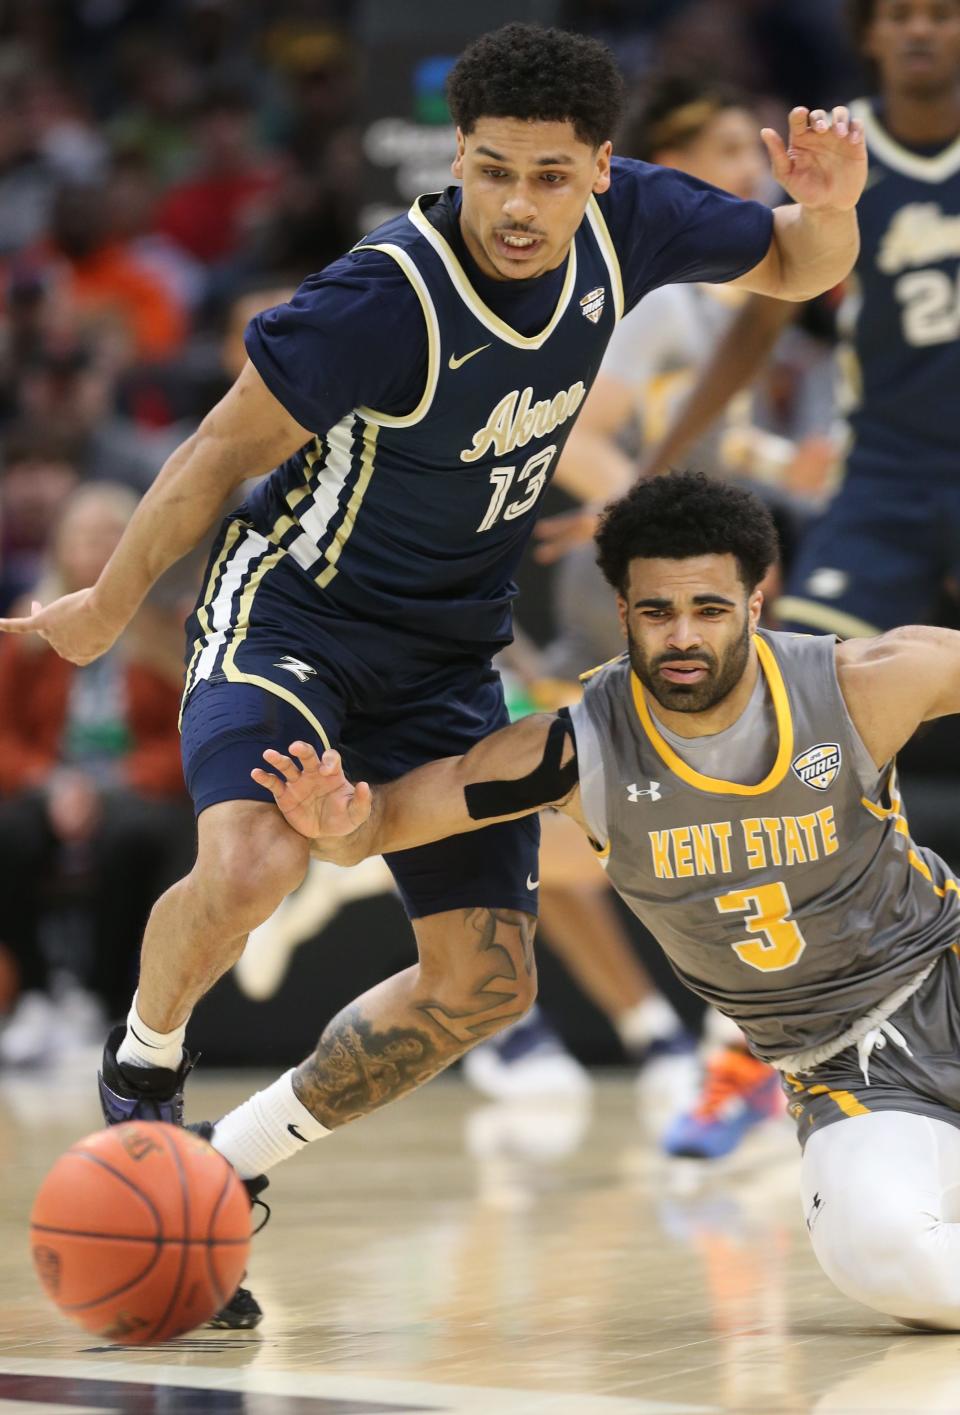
[212,1070,331,1179]
[116,992,186,1072]
[615,996,682,1053]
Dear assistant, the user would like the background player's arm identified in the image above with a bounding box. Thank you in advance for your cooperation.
[253,716,588,864]
[0,362,312,664]
[636,295,796,479]
[838,627,960,766]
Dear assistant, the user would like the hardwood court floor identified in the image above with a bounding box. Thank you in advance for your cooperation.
[2,1068,959,1414]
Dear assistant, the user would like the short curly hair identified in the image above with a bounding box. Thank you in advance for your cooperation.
[446,24,625,150]
[595,471,779,596]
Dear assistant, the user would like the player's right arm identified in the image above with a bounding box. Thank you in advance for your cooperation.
[0,362,312,664]
[251,714,587,864]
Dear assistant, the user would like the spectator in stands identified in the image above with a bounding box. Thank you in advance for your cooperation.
[154,78,283,268]
[30,179,187,365]
[0,420,82,614]
[0,481,191,1066]
[15,339,180,488]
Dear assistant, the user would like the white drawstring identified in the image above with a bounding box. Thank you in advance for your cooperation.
[856,1018,914,1086]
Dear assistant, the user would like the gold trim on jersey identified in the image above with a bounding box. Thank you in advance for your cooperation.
[315,421,379,589]
[774,596,881,640]
[585,196,624,322]
[354,242,440,426]
[220,546,332,750]
[806,1083,870,1118]
[854,97,960,184]
[407,196,578,349]
[631,634,793,796]
[579,651,627,683]
[861,767,960,900]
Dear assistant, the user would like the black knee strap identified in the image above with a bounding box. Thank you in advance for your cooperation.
[464,710,578,820]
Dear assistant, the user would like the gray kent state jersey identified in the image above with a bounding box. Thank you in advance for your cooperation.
[569,628,960,1062]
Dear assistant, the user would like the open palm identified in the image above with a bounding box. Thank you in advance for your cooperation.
[762,106,866,212]
[251,743,372,841]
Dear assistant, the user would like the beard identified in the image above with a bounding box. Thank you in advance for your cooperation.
[627,618,752,715]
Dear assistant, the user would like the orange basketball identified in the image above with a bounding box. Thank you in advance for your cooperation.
[29,1122,251,1344]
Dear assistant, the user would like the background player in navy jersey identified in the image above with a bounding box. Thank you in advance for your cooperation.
[0,23,864,1325]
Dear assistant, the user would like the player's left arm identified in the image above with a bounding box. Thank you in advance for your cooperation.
[251,713,586,863]
[837,627,960,766]
[731,106,865,302]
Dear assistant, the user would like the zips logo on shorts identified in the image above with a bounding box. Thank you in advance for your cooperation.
[792,743,842,792]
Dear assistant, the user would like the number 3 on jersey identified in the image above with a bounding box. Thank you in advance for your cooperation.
[715,881,807,972]
[477,445,556,532]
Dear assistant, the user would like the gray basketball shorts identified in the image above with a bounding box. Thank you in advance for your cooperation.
[784,946,960,1149]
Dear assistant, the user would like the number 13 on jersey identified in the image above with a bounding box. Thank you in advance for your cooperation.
[716,881,807,972]
[477,445,556,532]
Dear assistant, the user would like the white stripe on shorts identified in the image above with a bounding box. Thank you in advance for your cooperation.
[193,527,271,683]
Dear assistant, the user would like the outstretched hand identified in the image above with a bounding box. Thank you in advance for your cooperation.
[251,742,372,840]
[0,590,122,665]
[762,106,866,212]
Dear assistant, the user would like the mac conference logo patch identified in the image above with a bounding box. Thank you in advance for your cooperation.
[579,286,605,323]
[792,742,842,792]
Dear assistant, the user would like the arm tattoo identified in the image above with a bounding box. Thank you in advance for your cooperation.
[293,907,536,1127]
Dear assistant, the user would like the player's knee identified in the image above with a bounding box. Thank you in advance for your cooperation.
[193,807,311,929]
[808,1186,960,1330]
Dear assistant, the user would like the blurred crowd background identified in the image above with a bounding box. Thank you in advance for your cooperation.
[0,0,944,1073]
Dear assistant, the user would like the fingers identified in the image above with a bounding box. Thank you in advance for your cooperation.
[250,766,285,795]
[760,126,790,181]
[0,611,41,635]
[260,748,302,784]
[788,106,810,138]
[348,781,372,824]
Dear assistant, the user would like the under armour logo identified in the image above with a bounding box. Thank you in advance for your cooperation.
[806,1190,824,1232]
[627,781,661,803]
[274,655,316,683]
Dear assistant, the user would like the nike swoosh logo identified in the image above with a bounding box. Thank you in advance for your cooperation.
[448,343,491,370]
[526,874,539,891]
[287,1123,308,1142]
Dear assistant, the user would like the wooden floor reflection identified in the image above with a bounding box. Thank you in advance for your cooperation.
[2,1069,959,1414]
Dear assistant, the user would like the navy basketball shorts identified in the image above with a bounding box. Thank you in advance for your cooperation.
[776,466,960,637]
[179,518,540,921]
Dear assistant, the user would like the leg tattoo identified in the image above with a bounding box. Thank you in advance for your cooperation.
[293,908,535,1127]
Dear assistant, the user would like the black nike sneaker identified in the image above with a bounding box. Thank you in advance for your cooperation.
[97,1025,196,1126]
[97,1025,267,1330]
[189,1121,270,1331]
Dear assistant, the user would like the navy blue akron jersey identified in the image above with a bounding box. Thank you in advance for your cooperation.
[841,99,960,476]
[243,159,771,649]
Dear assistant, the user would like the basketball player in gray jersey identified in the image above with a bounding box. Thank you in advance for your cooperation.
[256,471,960,1332]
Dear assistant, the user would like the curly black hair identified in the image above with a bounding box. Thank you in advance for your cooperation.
[446,24,625,150]
[619,74,750,163]
[595,471,779,596]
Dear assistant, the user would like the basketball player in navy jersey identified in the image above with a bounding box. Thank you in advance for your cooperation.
[0,24,864,1325]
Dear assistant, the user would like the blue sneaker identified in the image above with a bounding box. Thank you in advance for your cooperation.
[97,1025,196,1126]
[461,1006,591,1099]
[662,1047,782,1160]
